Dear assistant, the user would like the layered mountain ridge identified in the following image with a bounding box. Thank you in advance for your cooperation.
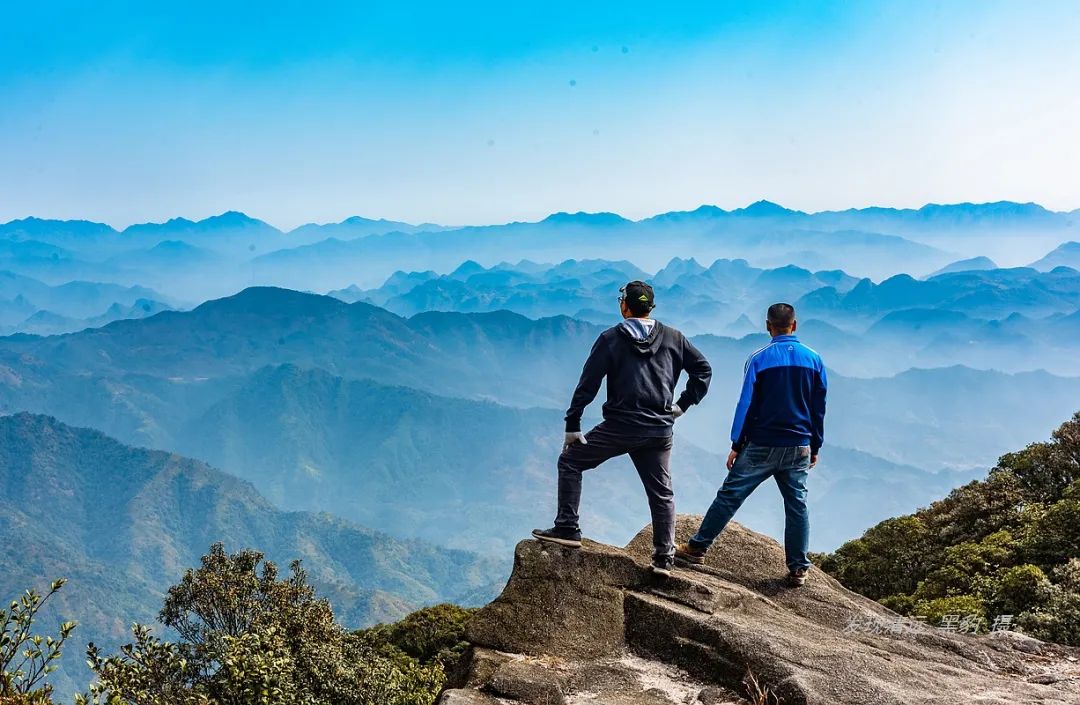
[0,412,502,698]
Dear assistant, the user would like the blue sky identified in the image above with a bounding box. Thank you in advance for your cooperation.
[2,1,1078,228]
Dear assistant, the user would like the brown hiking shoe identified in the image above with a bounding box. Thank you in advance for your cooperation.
[787,567,809,587]
[675,542,706,565]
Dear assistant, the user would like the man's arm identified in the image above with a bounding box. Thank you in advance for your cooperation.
[729,356,758,453]
[674,337,712,412]
[810,363,828,463]
[564,334,611,433]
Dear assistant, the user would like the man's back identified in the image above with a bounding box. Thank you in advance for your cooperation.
[565,320,711,437]
[732,334,827,452]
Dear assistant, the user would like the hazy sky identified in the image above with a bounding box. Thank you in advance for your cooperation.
[2,1,1079,229]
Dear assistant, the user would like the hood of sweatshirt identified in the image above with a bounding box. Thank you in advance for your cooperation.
[617,318,664,356]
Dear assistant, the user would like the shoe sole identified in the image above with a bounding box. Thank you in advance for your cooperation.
[532,532,582,548]
[650,565,673,577]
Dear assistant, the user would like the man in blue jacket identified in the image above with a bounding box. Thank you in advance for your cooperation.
[532,281,712,576]
[676,303,827,587]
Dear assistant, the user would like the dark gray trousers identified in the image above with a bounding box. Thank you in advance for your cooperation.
[555,422,675,559]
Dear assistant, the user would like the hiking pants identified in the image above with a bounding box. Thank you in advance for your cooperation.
[555,422,675,559]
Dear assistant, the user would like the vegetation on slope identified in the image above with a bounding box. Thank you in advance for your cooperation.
[819,412,1080,644]
[4,546,474,705]
[0,412,499,699]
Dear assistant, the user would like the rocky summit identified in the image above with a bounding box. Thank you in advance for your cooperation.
[440,516,1080,705]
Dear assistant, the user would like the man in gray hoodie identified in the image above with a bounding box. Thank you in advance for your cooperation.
[533,281,712,575]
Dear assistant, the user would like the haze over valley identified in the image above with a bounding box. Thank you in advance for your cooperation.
[3,201,1080,696]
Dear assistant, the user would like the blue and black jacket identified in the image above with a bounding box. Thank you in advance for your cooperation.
[730,334,827,453]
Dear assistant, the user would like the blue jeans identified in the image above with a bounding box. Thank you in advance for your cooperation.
[689,442,811,572]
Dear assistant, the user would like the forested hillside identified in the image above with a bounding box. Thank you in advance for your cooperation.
[0,413,500,698]
[820,412,1080,644]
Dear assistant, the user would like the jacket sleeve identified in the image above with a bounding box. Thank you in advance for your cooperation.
[675,336,712,411]
[564,334,611,432]
[729,355,758,452]
[811,362,828,453]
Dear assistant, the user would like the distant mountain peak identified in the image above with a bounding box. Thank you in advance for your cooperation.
[916,201,1051,216]
[3,216,112,229]
[193,286,345,317]
[451,260,486,277]
[200,211,267,228]
[541,211,631,226]
[690,204,727,216]
[1029,241,1080,271]
[0,217,118,237]
[149,239,202,252]
[121,212,277,237]
[733,200,802,217]
[930,256,999,277]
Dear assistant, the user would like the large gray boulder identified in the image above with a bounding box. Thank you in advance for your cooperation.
[447,516,1080,705]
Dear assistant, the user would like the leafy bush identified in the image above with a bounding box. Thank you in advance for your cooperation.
[912,595,986,629]
[360,604,475,670]
[77,544,448,705]
[821,412,1080,646]
[992,564,1053,616]
[877,594,917,616]
[911,530,1015,602]
[1014,560,1080,644]
[0,579,75,703]
[817,515,933,599]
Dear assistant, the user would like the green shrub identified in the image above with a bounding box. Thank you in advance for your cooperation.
[820,412,1080,647]
[1014,560,1080,646]
[822,515,934,599]
[1022,496,1080,567]
[913,595,986,631]
[0,579,75,703]
[992,564,1054,616]
[1017,589,1080,646]
[913,531,1015,602]
[77,544,445,705]
[878,594,917,616]
[361,604,475,670]
[0,695,56,705]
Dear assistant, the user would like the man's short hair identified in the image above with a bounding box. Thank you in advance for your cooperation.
[767,302,796,329]
[621,281,655,316]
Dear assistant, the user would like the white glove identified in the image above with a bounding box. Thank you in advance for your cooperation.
[671,404,684,419]
[563,431,588,452]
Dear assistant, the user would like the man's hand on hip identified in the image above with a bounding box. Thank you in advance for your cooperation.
[726,450,738,471]
[810,452,819,469]
[670,403,684,419]
[563,431,588,453]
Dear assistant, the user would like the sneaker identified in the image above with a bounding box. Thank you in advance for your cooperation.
[674,542,706,565]
[787,567,809,587]
[651,556,675,577]
[531,527,582,548]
